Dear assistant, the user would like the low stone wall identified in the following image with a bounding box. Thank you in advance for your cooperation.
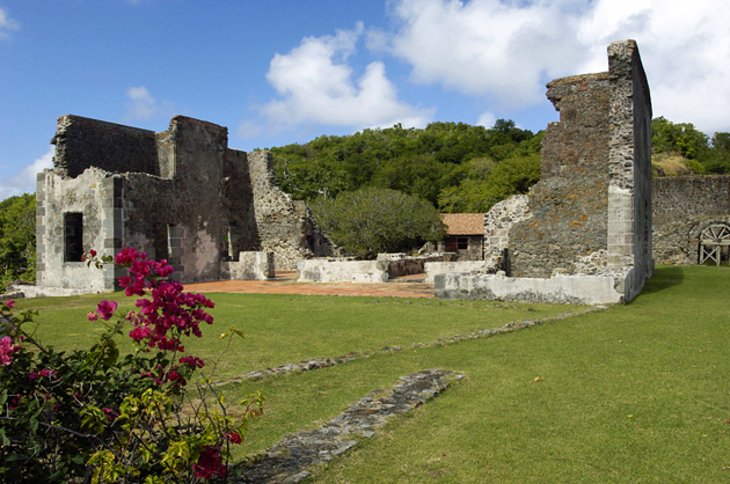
[379,253,456,278]
[297,258,389,283]
[424,261,493,283]
[220,251,274,280]
[435,270,631,305]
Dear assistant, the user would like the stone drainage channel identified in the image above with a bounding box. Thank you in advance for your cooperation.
[225,306,605,482]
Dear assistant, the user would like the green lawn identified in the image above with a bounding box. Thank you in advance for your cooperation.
[14,266,730,481]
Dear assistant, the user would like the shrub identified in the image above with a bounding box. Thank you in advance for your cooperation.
[0,248,262,482]
[311,187,445,259]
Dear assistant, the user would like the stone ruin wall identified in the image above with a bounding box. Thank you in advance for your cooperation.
[652,175,730,264]
[247,151,335,270]
[506,72,612,278]
[491,41,652,291]
[37,114,333,292]
[439,40,653,304]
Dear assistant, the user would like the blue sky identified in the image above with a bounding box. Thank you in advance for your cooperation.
[2,0,729,198]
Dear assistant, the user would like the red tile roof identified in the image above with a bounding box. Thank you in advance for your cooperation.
[440,213,484,236]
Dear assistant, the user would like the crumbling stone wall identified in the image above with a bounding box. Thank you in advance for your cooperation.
[51,116,159,177]
[504,40,652,291]
[444,40,652,304]
[37,115,334,293]
[508,72,612,277]
[653,175,730,264]
[247,151,336,270]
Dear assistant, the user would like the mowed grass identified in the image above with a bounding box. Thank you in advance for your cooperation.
[13,266,730,481]
[17,293,579,381]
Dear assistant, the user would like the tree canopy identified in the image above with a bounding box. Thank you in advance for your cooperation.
[310,187,445,259]
[0,193,36,291]
[652,117,730,174]
[271,120,539,213]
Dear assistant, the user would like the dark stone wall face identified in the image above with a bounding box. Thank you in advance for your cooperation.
[653,175,730,264]
[51,115,159,178]
[508,74,611,278]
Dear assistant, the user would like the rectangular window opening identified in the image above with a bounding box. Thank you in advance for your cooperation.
[64,212,84,262]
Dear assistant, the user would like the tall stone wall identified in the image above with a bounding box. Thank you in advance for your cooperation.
[248,151,335,270]
[444,40,652,304]
[508,73,612,277]
[606,40,653,300]
[653,175,730,264]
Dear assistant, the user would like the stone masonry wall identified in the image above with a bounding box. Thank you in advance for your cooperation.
[51,115,159,178]
[38,115,333,293]
[653,175,730,264]
[507,73,612,277]
[248,151,335,270]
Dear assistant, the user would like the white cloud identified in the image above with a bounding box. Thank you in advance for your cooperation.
[386,0,730,133]
[0,147,54,200]
[258,23,433,131]
[575,0,730,134]
[126,86,158,120]
[476,111,497,129]
[0,7,20,39]
[388,0,588,109]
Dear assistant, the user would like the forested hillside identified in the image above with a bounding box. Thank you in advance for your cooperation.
[272,117,730,215]
[271,119,541,213]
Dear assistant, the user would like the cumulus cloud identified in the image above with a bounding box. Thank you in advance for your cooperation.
[575,0,730,134]
[388,0,587,109]
[476,111,497,129]
[0,7,20,39]
[258,23,434,131]
[126,86,158,120]
[386,0,730,133]
[0,147,54,199]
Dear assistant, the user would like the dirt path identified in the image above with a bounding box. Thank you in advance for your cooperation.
[185,272,435,299]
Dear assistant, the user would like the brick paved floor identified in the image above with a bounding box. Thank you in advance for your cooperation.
[185,272,434,299]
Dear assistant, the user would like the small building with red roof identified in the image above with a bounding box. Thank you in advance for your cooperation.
[440,213,484,260]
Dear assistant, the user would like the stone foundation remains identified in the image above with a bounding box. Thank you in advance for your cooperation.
[35,115,334,295]
[297,253,454,283]
[438,40,653,304]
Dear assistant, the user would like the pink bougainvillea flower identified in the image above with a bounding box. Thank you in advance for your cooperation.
[179,356,205,368]
[87,311,99,322]
[4,299,14,309]
[96,300,118,321]
[193,446,226,479]
[89,249,97,257]
[28,368,56,380]
[226,431,242,444]
[0,336,17,366]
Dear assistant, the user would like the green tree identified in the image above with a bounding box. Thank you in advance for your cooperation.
[0,193,36,291]
[438,154,540,212]
[310,187,445,259]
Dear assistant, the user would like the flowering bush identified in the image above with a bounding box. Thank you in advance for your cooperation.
[0,248,262,482]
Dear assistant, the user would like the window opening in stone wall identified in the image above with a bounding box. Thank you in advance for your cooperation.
[445,236,469,251]
[64,212,84,262]
[699,223,730,266]
[224,223,238,261]
[167,225,183,278]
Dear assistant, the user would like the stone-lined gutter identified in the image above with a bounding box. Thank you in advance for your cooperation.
[233,369,463,483]
[217,306,605,387]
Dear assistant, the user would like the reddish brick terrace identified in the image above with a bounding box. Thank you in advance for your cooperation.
[185,272,434,298]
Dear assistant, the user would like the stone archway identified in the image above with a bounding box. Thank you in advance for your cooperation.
[699,223,730,266]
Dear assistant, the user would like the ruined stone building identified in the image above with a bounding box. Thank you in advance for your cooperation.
[437,40,653,304]
[36,115,334,295]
